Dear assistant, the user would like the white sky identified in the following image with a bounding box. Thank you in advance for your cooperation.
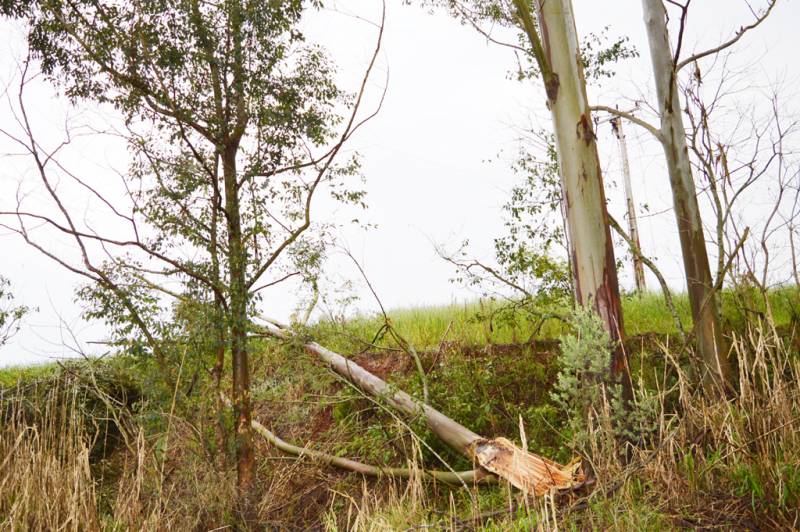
[1,0,798,366]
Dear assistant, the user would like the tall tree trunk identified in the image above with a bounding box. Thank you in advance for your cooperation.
[515,0,631,397]
[641,0,734,393]
[210,174,229,459]
[222,143,255,501]
[612,117,647,294]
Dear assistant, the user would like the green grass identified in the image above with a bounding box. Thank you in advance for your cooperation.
[0,361,59,388]
[312,286,799,353]
[1,285,797,530]
[313,300,549,353]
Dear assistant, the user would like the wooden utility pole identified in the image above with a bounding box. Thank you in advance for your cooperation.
[611,116,647,294]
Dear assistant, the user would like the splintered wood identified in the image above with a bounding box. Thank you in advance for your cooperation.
[472,437,583,496]
[262,323,585,496]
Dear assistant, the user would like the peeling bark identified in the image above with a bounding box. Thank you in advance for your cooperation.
[514,0,631,397]
[641,0,734,393]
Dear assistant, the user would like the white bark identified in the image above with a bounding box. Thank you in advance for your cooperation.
[641,0,734,390]
[613,117,647,293]
[528,0,629,387]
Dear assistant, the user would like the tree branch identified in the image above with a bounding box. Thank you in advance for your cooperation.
[591,105,664,141]
[676,0,777,71]
[609,215,686,337]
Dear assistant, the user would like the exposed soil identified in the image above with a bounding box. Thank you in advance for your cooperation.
[352,349,411,380]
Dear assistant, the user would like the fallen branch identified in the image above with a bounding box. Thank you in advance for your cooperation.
[219,393,489,485]
[260,322,583,496]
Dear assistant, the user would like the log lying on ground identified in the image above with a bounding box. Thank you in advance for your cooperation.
[262,323,583,496]
[220,393,489,485]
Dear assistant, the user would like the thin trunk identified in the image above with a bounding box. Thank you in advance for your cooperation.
[641,0,734,393]
[210,161,223,387]
[516,0,631,397]
[790,224,799,288]
[612,117,646,294]
[210,173,228,457]
[222,143,255,499]
[223,0,256,506]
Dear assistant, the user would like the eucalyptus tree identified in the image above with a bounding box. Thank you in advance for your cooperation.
[431,0,633,398]
[511,0,629,396]
[599,0,777,393]
[1,0,382,504]
[0,276,30,348]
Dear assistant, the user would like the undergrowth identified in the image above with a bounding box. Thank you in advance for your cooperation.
[0,287,798,530]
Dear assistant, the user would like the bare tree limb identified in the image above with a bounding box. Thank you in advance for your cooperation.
[675,0,777,71]
[591,105,663,141]
[608,215,686,338]
[220,392,492,486]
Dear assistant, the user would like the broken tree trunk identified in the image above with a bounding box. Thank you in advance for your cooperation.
[263,323,582,496]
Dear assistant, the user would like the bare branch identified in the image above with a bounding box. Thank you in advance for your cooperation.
[608,215,686,338]
[676,0,777,71]
[591,105,664,141]
[247,2,386,291]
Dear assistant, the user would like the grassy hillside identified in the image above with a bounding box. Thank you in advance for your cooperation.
[313,286,798,351]
[1,288,798,530]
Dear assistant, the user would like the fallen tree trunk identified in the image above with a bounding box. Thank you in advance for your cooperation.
[261,323,582,496]
[220,393,490,485]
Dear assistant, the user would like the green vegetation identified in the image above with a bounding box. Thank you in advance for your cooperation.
[312,286,798,352]
[0,362,57,388]
[2,287,798,529]
[1,0,794,528]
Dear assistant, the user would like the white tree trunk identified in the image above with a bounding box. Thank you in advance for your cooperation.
[525,0,629,392]
[641,0,734,391]
[613,117,647,293]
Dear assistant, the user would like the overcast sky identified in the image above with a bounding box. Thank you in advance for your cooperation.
[1,0,798,366]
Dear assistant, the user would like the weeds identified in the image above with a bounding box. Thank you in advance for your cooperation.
[1,292,798,530]
[319,304,800,530]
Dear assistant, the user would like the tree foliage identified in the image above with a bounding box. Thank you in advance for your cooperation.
[0,276,30,348]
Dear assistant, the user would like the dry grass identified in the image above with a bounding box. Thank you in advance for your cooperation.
[0,381,100,531]
[538,319,798,530]
[0,376,186,530]
[0,362,367,530]
[324,318,800,530]
[1,312,797,530]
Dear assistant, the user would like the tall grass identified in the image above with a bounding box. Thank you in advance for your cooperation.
[313,286,798,353]
[0,360,344,530]
[0,380,101,530]
[0,368,217,530]
[324,315,800,530]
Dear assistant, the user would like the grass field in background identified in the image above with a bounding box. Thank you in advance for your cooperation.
[2,286,796,385]
[313,286,798,353]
